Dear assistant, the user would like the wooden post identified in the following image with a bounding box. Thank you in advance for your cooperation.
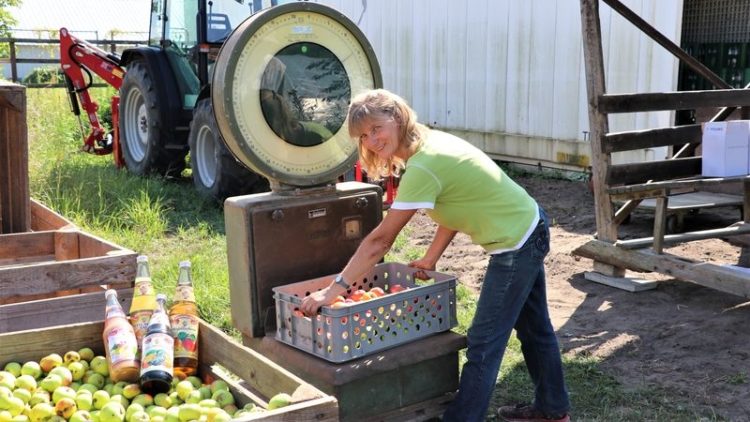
[0,81,30,234]
[580,0,623,276]
[9,42,17,82]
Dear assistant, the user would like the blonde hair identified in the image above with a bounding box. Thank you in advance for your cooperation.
[347,89,428,180]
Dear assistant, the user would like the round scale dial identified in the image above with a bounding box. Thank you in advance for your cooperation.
[213,3,382,187]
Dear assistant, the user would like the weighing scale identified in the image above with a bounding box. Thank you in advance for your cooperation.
[215,3,466,420]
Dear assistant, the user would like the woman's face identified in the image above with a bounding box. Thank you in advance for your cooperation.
[357,116,401,159]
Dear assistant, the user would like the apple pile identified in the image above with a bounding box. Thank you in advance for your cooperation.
[0,348,293,421]
[329,284,409,309]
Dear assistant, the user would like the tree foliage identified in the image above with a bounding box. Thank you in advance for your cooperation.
[0,0,21,60]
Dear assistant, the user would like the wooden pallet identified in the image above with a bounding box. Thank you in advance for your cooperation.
[0,81,29,234]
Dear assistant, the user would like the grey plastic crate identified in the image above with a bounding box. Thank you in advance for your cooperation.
[273,262,457,363]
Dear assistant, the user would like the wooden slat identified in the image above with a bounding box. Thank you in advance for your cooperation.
[600,89,750,114]
[603,124,701,153]
[54,230,80,261]
[0,321,106,362]
[76,230,131,258]
[0,254,135,301]
[0,288,132,333]
[573,239,750,298]
[0,82,29,234]
[607,157,701,186]
[608,174,750,196]
[0,231,55,260]
[30,199,76,231]
[614,223,750,250]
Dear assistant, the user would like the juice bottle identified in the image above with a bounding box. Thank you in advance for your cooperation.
[140,294,174,395]
[169,260,199,378]
[103,289,140,382]
[130,255,157,364]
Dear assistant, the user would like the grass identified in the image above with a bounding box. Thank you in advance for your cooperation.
[25,87,724,420]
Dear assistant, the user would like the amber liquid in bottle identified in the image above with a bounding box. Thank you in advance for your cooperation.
[169,260,200,379]
[140,294,174,395]
[130,255,157,365]
[103,289,140,383]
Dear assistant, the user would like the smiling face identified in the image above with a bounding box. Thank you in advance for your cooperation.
[357,115,402,160]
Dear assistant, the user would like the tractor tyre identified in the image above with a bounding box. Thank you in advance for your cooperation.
[119,60,186,177]
[188,99,269,201]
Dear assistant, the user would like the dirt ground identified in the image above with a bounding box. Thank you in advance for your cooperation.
[403,174,750,421]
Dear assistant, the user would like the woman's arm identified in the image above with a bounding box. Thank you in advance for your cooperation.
[409,225,457,277]
[300,207,417,315]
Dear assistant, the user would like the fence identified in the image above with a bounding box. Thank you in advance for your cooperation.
[0,37,147,87]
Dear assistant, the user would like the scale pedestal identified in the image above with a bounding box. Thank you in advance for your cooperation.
[244,332,466,421]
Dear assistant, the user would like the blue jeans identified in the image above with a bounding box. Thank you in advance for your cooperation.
[443,208,570,421]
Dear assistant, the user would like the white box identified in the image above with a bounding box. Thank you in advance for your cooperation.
[701,120,750,177]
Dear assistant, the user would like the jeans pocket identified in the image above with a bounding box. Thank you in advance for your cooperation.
[534,225,550,258]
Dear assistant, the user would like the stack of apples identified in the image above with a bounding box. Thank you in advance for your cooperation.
[0,348,293,421]
[329,284,409,309]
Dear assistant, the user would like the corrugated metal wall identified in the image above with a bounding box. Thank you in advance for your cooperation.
[319,0,684,170]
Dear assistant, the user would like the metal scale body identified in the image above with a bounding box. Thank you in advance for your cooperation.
[215,3,465,420]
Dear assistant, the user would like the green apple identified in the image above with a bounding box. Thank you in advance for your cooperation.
[75,392,93,411]
[28,391,50,407]
[108,395,128,408]
[197,386,211,400]
[98,402,125,422]
[89,357,109,378]
[67,362,86,382]
[39,375,63,393]
[51,386,76,404]
[184,390,201,404]
[177,404,201,422]
[20,362,42,380]
[0,386,13,406]
[198,399,217,408]
[4,396,25,417]
[28,402,55,422]
[69,410,94,422]
[126,409,148,422]
[167,392,182,406]
[0,410,11,422]
[267,393,292,410]
[11,388,31,405]
[63,352,81,365]
[83,373,105,390]
[220,404,237,416]
[184,377,202,390]
[13,375,36,393]
[110,382,127,398]
[48,367,72,387]
[78,384,98,395]
[174,381,193,402]
[39,354,63,374]
[0,372,16,390]
[124,403,143,421]
[146,406,167,419]
[91,390,110,410]
[89,410,100,422]
[78,349,95,363]
[70,382,82,391]
[2,363,21,378]
[130,394,152,408]
[54,397,77,419]
[164,406,179,422]
[120,384,140,400]
[210,390,233,408]
[206,408,231,422]
[152,393,171,409]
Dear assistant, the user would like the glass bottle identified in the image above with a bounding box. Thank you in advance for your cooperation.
[169,260,200,378]
[140,294,174,395]
[130,255,157,364]
[103,289,140,382]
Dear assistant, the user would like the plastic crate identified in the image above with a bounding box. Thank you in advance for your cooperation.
[273,262,457,363]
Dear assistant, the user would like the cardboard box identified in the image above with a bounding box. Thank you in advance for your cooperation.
[702,120,750,177]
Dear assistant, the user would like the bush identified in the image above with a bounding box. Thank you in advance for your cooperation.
[22,66,65,84]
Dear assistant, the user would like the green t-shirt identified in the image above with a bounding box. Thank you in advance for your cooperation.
[392,130,539,252]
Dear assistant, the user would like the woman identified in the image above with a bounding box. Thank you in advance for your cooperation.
[300,89,570,422]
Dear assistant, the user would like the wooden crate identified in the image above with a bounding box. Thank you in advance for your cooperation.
[0,81,29,234]
[0,320,339,421]
[0,200,137,333]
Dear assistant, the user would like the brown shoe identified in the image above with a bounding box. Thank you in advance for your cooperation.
[497,404,570,422]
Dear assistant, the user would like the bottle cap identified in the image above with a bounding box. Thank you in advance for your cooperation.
[105,289,117,297]
[156,293,167,301]
[179,260,191,268]
[137,255,149,263]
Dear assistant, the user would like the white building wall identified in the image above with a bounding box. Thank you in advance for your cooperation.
[320,0,684,170]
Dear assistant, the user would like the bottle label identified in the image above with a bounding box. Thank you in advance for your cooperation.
[141,333,174,375]
[131,280,157,313]
[131,311,152,343]
[173,286,195,302]
[170,314,200,359]
[107,327,138,365]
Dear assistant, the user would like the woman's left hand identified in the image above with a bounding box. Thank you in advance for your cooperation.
[300,286,339,316]
[408,257,435,280]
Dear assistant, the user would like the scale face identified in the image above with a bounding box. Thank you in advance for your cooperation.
[215,3,384,339]
[213,2,382,187]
